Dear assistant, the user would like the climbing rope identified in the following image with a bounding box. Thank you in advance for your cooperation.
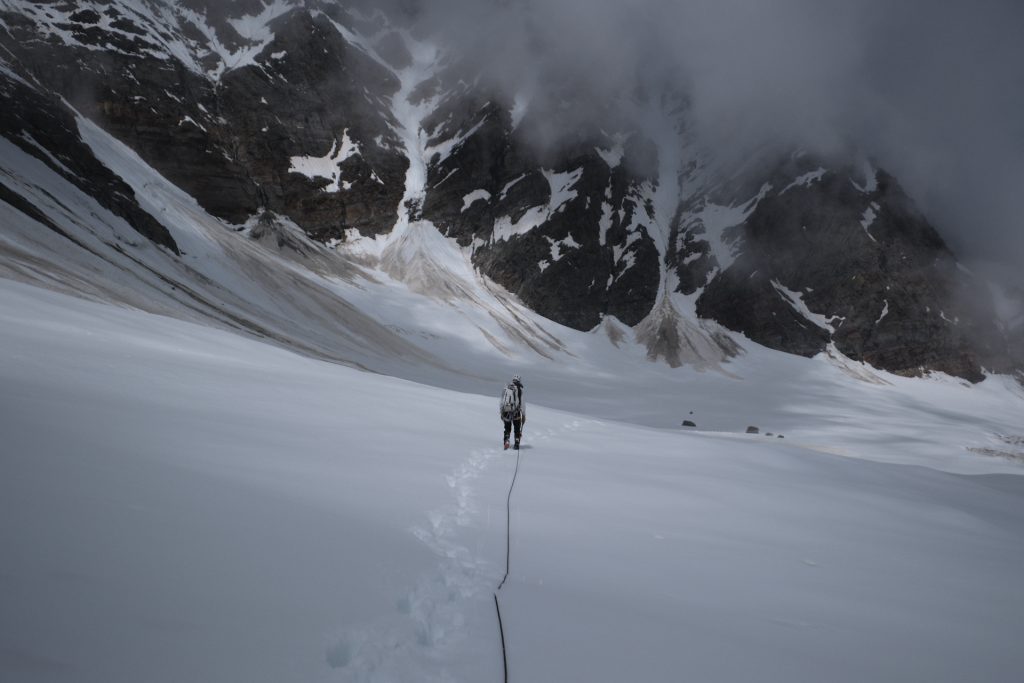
[499,445,521,589]
[493,444,522,682]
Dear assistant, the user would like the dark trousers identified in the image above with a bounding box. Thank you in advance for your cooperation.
[503,415,523,442]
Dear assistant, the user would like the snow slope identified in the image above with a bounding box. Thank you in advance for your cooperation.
[2,279,1024,682]
[0,280,507,682]
[0,97,1021,477]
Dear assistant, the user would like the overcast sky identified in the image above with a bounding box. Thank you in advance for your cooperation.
[407,0,1024,283]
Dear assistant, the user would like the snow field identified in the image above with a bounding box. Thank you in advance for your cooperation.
[0,281,508,681]
[502,420,1024,682]
[3,280,1024,682]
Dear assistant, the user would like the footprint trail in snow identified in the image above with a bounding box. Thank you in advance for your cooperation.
[324,420,594,681]
[325,446,504,682]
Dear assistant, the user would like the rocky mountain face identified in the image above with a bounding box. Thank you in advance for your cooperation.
[419,87,664,331]
[2,0,408,236]
[1,0,1019,380]
[680,158,1014,381]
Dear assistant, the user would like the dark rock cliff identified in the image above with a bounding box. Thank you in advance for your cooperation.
[1,4,408,236]
[0,67,178,253]
[684,159,1010,380]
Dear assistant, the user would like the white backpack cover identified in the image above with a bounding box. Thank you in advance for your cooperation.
[499,384,520,418]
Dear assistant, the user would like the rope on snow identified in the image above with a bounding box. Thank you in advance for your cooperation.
[493,444,522,682]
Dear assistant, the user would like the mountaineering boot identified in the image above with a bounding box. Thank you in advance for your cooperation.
[504,440,510,450]
[514,439,520,450]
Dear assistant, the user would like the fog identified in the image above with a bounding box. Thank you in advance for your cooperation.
[399,0,1024,284]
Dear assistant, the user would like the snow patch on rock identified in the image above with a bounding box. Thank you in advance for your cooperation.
[779,168,827,195]
[492,168,584,243]
[287,131,361,192]
[876,298,890,324]
[548,234,581,262]
[772,280,842,333]
[543,167,584,214]
[860,202,880,243]
[461,189,491,212]
[680,184,769,272]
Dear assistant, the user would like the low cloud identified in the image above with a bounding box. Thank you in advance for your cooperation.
[398,0,1024,282]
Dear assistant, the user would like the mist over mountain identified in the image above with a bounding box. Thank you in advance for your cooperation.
[399,0,1024,284]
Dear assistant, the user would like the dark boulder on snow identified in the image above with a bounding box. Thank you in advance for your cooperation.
[746,426,760,434]
[682,420,696,427]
